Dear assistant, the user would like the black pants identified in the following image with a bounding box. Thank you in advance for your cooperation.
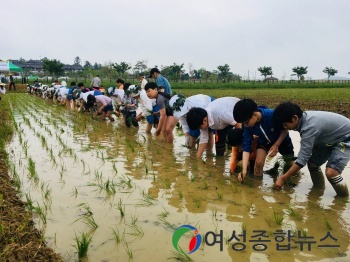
[9,82,16,91]
[125,111,139,127]
[216,125,234,156]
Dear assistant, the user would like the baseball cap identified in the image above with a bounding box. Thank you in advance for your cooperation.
[148,68,160,78]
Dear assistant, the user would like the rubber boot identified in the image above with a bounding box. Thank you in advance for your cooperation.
[309,166,325,189]
[328,175,349,197]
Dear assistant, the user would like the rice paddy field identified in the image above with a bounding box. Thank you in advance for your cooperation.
[2,87,350,261]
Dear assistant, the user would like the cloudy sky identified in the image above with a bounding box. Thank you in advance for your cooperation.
[2,0,349,79]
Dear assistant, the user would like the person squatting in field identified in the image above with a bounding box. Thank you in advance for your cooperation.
[273,101,350,197]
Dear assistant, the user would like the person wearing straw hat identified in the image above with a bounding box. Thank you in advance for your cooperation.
[169,94,214,148]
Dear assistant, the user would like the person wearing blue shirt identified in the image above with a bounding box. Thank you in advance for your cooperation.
[233,99,295,182]
[148,68,172,95]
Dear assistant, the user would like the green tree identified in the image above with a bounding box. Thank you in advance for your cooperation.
[74,56,81,65]
[113,62,131,74]
[169,63,185,81]
[133,60,148,74]
[217,64,230,81]
[292,66,308,80]
[42,59,64,77]
[83,61,92,69]
[323,67,338,80]
[257,66,273,80]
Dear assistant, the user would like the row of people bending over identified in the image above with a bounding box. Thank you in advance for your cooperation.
[28,79,350,198]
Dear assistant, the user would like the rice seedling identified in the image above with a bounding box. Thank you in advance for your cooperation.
[273,211,285,225]
[211,208,217,218]
[112,228,124,244]
[160,178,171,189]
[216,191,223,201]
[193,198,201,208]
[323,217,332,230]
[286,207,303,220]
[124,241,133,259]
[190,175,196,182]
[33,203,47,224]
[131,214,139,225]
[117,175,133,189]
[25,193,34,210]
[71,187,78,198]
[177,190,183,199]
[126,223,144,238]
[27,157,36,178]
[117,199,125,217]
[137,193,156,207]
[158,207,170,219]
[74,232,93,259]
[80,215,99,231]
[112,163,118,174]
[203,181,209,190]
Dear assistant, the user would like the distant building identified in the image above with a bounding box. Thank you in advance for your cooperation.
[10,59,83,73]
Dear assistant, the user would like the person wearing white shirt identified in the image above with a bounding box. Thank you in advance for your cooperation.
[186,97,241,158]
[139,74,148,89]
[135,89,159,132]
[169,94,213,148]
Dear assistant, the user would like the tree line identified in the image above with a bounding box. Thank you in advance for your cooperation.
[30,56,345,81]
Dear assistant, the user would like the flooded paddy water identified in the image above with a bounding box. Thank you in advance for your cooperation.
[5,93,350,261]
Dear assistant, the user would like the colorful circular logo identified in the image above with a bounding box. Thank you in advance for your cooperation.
[172,224,202,254]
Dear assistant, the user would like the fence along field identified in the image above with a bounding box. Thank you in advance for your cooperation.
[3,91,350,261]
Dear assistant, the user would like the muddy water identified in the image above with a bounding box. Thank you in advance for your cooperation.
[6,94,350,261]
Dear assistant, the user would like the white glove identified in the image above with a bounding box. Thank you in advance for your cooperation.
[185,136,190,148]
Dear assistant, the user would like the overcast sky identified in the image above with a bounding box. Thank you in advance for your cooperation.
[2,0,349,79]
